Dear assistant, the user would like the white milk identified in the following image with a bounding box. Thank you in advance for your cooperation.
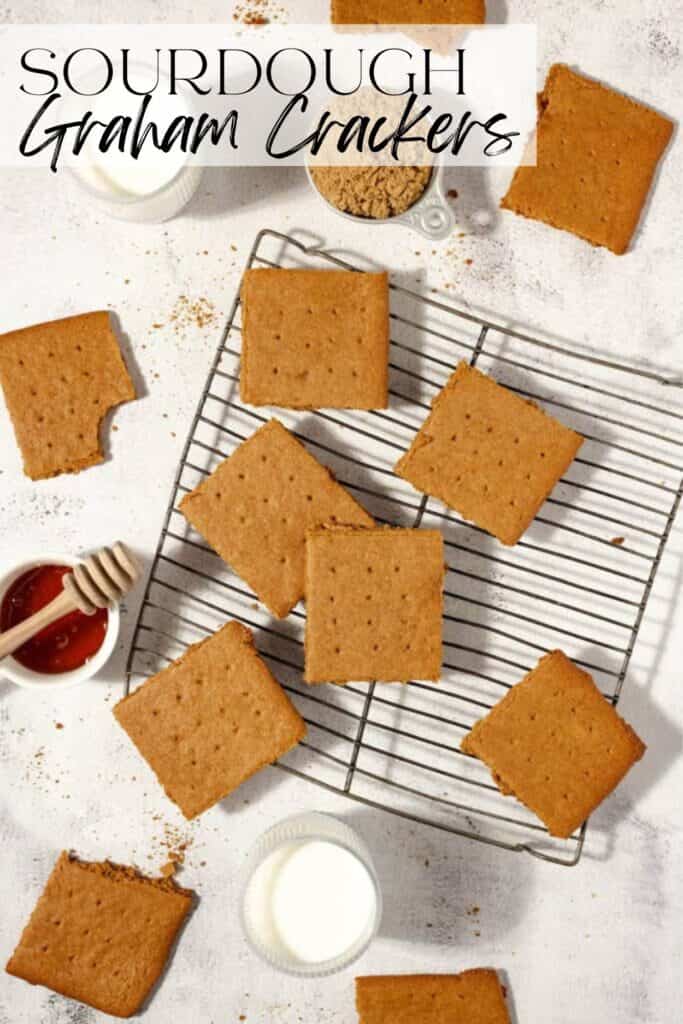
[75,145,187,200]
[66,66,202,222]
[242,816,381,974]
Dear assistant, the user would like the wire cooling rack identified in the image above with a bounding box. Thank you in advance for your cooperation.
[126,228,683,866]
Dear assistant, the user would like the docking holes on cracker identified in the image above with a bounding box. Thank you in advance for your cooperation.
[0,311,136,480]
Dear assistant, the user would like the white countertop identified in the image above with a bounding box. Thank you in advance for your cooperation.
[1,2,682,1022]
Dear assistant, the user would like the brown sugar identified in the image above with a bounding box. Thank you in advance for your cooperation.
[310,165,431,219]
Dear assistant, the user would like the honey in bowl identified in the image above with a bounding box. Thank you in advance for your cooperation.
[0,565,108,674]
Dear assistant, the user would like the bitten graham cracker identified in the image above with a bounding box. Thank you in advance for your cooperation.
[395,361,583,545]
[332,0,486,24]
[461,650,646,838]
[0,312,136,480]
[114,621,306,819]
[356,970,511,1024]
[6,851,193,1019]
[240,269,389,409]
[305,526,444,684]
[501,64,674,254]
[180,418,374,617]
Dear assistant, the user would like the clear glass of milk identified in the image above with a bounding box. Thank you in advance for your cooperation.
[241,812,382,976]
[71,145,203,224]
[63,64,203,223]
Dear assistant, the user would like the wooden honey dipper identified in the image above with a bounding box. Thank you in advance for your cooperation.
[0,543,140,661]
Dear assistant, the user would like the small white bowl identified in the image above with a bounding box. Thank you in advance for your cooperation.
[0,554,120,690]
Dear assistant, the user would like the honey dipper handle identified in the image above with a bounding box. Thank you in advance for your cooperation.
[0,590,77,662]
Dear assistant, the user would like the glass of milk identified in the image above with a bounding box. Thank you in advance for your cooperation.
[71,147,203,224]
[241,812,382,976]
[63,64,203,223]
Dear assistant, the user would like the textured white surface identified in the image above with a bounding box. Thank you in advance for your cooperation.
[1,2,682,1022]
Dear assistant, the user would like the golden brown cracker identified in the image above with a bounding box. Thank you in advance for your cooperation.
[332,0,486,24]
[305,525,443,683]
[0,312,136,480]
[395,361,583,545]
[6,851,193,1019]
[355,970,511,1024]
[501,64,674,254]
[461,650,646,838]
[180,418,374,618]
[240,269,389,409]
[114,621,306,819]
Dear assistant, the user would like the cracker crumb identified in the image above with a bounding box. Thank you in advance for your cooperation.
[155,295,219,337]
[233,0,284,25]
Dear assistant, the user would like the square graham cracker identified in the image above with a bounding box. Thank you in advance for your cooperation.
[114,621,306,819]
[395,361,583,546]
[461,650,646,838]
[305,526,444,684]
[332,1,486,24]
[0,312,136,480]
[501,64,674,254]
[240,269,389,409]
[6,851,193,1019]
[356,970,511,1024]
[180,418,374,618]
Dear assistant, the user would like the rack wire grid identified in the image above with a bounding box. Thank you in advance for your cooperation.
[126,228,683,866]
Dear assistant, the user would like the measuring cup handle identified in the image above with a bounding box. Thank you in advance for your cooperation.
[398,187,456,241]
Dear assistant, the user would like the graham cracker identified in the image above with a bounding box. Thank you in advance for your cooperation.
[240,269,389,409]
[304,526,443,684]
[114,621,306,819]
[180,418,374,618]
[501,64,674,254]
[395,361,583,545]
[332,1,486,24]
[6,851,193,1019]
[461,650,646,838]
[0,312,136,480]
[356,970,511,1024]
